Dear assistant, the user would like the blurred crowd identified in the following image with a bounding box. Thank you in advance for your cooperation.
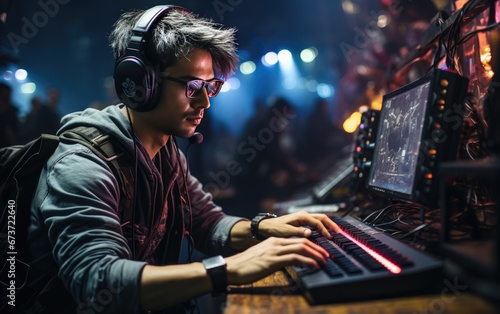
[0,83,354,218]
[0,83,61,147]
[178,96,354,218]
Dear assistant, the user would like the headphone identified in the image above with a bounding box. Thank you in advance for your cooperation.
[113,5,191,112]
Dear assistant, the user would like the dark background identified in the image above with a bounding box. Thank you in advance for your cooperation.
[1,0,439,126]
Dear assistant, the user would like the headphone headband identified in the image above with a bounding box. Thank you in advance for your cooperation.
[114,5,192,112]
[130,5,190,50]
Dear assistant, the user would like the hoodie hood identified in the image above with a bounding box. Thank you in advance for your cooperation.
[58,104,136,156]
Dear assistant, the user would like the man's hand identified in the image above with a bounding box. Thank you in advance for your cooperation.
[225,236,328,285]
[229,211,340,253]
[258,211,341,240]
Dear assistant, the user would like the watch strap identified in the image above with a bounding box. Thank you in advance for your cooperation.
[202,255,227,295]
[251,213,277,240]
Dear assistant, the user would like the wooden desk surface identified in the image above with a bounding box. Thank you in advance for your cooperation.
[224,270,499,314]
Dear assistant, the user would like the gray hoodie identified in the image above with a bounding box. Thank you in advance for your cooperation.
[27,104,244,313]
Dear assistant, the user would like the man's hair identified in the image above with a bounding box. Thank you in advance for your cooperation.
[109,9,239,79]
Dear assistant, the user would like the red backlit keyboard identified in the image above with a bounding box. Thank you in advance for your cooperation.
[285,215,442,304]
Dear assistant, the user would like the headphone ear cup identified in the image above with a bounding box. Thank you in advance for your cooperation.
[113,5,191,111]
[114,56,161,112]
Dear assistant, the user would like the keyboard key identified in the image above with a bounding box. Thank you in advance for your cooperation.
[322,260,344,278]
[332,256,362,274]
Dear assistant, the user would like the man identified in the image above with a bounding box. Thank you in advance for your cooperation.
[25,5,339,314]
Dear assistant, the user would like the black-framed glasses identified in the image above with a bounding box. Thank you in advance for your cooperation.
[159,75,224,98]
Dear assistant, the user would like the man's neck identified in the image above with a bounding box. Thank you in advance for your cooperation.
[121,106,170,160]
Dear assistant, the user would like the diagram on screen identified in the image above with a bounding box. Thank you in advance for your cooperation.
[370,82,430,195]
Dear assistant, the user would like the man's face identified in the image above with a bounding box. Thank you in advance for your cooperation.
[141,48,215,139]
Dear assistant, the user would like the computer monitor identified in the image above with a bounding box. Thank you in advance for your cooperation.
[367,69,469,207]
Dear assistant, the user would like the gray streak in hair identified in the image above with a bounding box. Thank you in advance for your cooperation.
[109,9,239,79]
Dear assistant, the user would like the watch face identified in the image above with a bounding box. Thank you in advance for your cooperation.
[204,255,226,268]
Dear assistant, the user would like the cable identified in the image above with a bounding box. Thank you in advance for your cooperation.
[362,203,406,225]
[425,0,480,73]
[172,136,195,262]
[427,36,445,73]
[445,1,499,72]
[126,107,139,260]
[172,136,200,314]
[451,21,500,53]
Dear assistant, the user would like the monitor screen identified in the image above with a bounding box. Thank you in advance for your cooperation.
[367,78,431,200]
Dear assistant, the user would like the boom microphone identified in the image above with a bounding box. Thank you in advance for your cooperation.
[188,132,204,144]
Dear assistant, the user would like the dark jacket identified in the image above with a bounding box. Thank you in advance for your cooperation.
[27,104,244,313]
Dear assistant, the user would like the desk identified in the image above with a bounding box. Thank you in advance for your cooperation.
[224,270,499,314]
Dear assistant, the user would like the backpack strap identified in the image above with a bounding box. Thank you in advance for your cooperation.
[59,127,135,224]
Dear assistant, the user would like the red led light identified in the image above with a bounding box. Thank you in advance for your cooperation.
[339,230,402,274]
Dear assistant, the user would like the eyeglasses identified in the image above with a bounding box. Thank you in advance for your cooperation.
[159,75,224,98]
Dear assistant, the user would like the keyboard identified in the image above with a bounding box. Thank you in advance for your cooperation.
[311,160,353,202]
[285,215,442,304]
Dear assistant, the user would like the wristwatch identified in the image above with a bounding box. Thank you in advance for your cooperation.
[251,213,278,240]
[202,255,227,295]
